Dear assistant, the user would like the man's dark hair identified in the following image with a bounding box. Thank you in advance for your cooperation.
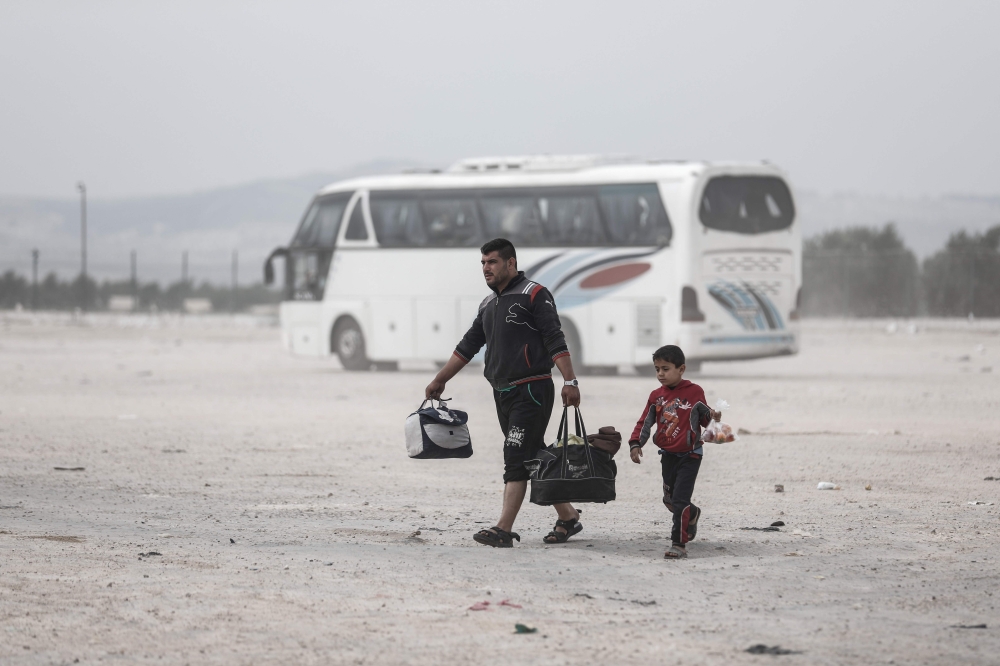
[652,345,685,367]
[481,238,516,263]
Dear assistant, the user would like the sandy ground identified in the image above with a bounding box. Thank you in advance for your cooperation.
[2,313,1000,666]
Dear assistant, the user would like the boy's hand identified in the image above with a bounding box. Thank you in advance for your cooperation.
[629,446,643,464]
[711,410,722,422]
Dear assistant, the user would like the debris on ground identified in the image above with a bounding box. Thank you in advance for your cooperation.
[985,477,997,481]
[138,552,161,558]
[817,482,840,490]
[738,428,752,435]
[161,449,186,453]
[746,644,801,655]
[951,623,987,629]
[771,521,785,527]
[774,484,784,493]
[514,624,537,634]
[468,601,490,611]
[53,467,85,472]
[865,484,872,490]
[784,552,802,557]
[229,538,235,544]
[574,593,595,599]
[498,599,522,608]
[609,597,656,605]
[741,526,780,532]
[968,501,994,506]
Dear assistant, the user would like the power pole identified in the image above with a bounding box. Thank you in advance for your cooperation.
[77,182,87,310]
[130,250,138,311]
[31,248,39,310]
[231,249,238,313]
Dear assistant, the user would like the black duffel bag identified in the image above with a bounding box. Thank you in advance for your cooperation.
[528,406,616,505]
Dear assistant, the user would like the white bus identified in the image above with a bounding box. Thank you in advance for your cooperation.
[264,155,800,373]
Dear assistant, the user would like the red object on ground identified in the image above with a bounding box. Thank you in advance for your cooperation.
[499,599,522,609]
[468,601,491,611]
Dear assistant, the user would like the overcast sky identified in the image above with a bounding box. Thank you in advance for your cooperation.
[2,1,998,199]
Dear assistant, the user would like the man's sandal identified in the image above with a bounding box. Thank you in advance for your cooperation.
[473,526,520,548]
[543,510,583,544]
[665,543,687,559]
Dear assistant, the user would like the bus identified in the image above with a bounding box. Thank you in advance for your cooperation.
[264,155,801,373]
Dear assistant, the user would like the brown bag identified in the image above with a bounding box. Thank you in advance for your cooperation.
[587,426,622,456]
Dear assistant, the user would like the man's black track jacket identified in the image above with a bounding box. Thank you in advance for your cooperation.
[454,272,570,390]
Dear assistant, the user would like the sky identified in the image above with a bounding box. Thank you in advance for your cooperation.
[1,1,999,200]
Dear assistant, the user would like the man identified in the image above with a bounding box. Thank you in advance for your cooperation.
[425,238,582,547]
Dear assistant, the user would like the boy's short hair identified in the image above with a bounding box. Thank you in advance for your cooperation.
[481,238,516,263]
[652,345,685,367]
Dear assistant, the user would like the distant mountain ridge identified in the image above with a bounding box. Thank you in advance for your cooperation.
[1,161,998,284]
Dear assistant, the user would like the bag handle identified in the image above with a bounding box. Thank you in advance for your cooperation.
[556,404,596,477]
[418,397,451,410]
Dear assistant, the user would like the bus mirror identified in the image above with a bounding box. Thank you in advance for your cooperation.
[263,247,288,286]
[681,286,705,322]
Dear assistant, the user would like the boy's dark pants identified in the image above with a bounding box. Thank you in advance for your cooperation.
[660,451,701,545]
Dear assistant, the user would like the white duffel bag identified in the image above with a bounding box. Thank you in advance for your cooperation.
[404,399,473,459]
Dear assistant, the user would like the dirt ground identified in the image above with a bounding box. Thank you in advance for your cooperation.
[1,313,999,665]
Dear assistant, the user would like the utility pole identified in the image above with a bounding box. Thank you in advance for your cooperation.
[77,182,87,310]
[231,249,238,313]
[31,248,39,310]
[130,250,138,311]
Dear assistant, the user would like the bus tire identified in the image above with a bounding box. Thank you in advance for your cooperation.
[561,318,592,376]
[331,318,370,371]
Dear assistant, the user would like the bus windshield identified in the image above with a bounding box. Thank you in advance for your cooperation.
[370,184,671,248]
[291,193,352,247]
[699,176,795,234]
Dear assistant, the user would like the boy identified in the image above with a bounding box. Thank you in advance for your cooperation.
[629,345,720,559]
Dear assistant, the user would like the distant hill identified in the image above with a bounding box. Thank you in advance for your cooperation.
[2,162,998,284]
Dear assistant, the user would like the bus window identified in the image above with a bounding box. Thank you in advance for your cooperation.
[597,184,672,246]
[699,176,795,234]
[538,194,606,246]
[344,199,368,240]
[292,194,351,247]
[479,194,546,246]
[370,194,427,246]
[421,196,481,247]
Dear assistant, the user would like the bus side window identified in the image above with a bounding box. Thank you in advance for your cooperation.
[421,197,482,247]
[479,194,546,247]
[538,193,606,246]
[344,199,368,241]
[370,194,427,246]
[598,184,672,246]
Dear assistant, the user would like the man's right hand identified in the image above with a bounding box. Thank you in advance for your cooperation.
[629,446,643,464]
[425,379,446,400]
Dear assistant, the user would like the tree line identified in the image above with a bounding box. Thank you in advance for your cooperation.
[0,273,279,313]
[802,223,1000,317]
[2,223,998,316]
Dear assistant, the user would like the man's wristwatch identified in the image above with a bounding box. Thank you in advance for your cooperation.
[564,379,579,387]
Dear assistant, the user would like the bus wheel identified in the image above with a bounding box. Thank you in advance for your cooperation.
[562,319,592,376]
[332,319,370,371]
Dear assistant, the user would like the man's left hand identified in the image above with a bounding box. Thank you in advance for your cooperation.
[562,385,580,407]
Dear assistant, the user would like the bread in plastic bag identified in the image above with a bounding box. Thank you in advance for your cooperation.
[702,399,739,443]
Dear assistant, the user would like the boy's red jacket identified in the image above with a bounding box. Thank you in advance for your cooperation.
[629,380,713,454]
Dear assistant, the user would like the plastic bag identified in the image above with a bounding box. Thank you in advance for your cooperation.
[702,399,739,443]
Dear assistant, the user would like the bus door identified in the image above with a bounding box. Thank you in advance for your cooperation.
[270,192,353,355]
